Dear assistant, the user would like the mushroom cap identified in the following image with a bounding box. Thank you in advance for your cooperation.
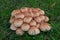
[33,12,40,17]
[28,27,40,35]
[14,19,23,27]
[38,10,45,15]
[9,16,15,24]
[30,20,37,26]
[15,13,24,19]
[11,9,20,16]
[24,16,32,23]
[16,28,24,35]
[34,16,42,23]
[10,24,17,30]
[44,16,49,22]
[21,23,30,31]
[39,23,51,31]
[20,7,28,12]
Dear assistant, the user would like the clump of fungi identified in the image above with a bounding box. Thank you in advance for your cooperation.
[9,7,51,35]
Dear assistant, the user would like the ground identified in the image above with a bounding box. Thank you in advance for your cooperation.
[0,0,60,40]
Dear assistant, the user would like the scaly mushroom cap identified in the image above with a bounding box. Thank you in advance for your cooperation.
[21,23,30,31]
[14,19,23,27]
[39,23,51,31]
[10,24,17,30]
[28,27,40,35]
[16,28,24,35]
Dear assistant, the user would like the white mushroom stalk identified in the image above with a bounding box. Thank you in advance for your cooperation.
[9,7,51,35]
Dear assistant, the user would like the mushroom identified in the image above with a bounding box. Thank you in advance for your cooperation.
[38,10,45,15]
[44,16,49,22]
[14,19,23,27]
[33,12,40,17]
[10,24,17,30]
[21,23,30,31]
[39,23,51,31]
[11,9,20,16]
[9,16,15,24]
[24,16,32,23]
[28,27,40,35]
[20,7,28,12]
[15,13,24,19]
[30,20,36,26]
[34,16,45,23]
[16,28,24,35]
[34,16,42,23]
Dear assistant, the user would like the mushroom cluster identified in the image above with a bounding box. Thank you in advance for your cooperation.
[9,7,51,35]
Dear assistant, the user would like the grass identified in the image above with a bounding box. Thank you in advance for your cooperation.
[0,0,60,40]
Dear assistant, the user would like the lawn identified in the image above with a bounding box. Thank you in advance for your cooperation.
[0,0,60,40]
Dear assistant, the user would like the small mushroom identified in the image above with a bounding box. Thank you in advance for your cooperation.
[34,16,42,23]
[11,9,20,16]
[33,12,40,17]
[24,16,32,23]
[10,24,17,30]
[14,19,23,27]
[15,13,24,19]
[9,16,15,24]
[21,23,30,31]
[39,23,51,31]
[30,20,36,26]
[16,28,24,35]
[44,16,49,22]
[20,7,28,12]
[28,27,40,35]
[39,10,45,15]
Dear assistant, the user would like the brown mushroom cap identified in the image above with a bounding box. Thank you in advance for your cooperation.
[34,16,42,23]
[24,16,32,23]
[30,20,37,26]
[14,19,23,27]
[15,13,24,19]
[39,23,51,31]
[21,23,30,31]
[10,24,17,30]
[11,9,20,16]
[39,10,45,15]
[20,7,28,12]
[16,28,24,35]
[44,16,49,22]
[28,27,40,35]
